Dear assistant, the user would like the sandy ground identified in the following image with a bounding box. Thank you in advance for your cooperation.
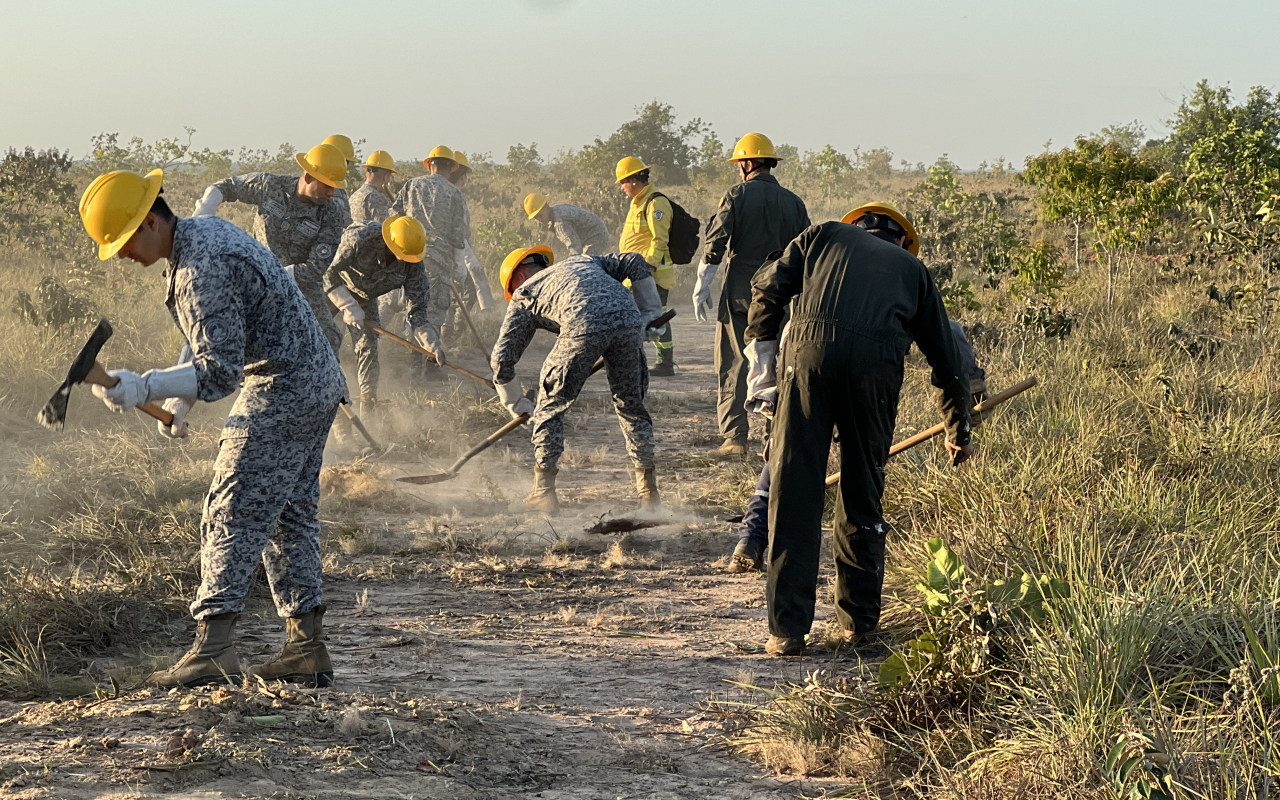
[0,309,864,799]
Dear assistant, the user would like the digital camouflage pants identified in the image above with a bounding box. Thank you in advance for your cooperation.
[531,327,654,470]
[190,402,340,620]
[342,296,383,399]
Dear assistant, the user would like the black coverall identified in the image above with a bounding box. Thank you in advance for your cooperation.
[702,173,810,443]
[746,223,972,639]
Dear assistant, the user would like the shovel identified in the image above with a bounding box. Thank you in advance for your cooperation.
[396,413,530,485]
[822,375,1038,487]
[368,324,496,389]
[38,319,175,430]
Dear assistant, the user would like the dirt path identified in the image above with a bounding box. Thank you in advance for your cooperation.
[0,310,859,799]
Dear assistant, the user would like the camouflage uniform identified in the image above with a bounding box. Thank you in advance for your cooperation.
[548,203,612,256]
[211,173,352,353]
[324,221,431,398]
[492,253,655,470]
[349,182,393,224]
[166,216,345,621]
[391,174,467,331]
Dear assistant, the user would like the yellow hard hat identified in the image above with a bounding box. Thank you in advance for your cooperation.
[729,132,780,162]
[423,145,456,168]
[614,156,648,184]
[323,134,357,163]
[78,169,165,260]
[381,215,427,263]
[295,144,348,188]
[500,245,554,301]
[524,193,548,220]
[452,150,471,172]
[362,150,397,173]
[841,202,920,256]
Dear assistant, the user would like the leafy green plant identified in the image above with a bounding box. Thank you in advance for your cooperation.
[1106,734,1174,800]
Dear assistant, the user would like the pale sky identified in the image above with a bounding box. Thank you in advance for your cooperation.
[2,0,1276,169]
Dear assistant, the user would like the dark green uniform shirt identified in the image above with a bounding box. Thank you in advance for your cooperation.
[702,173,810,315]
[746,222,972,445]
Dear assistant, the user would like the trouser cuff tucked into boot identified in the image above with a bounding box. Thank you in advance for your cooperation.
[146,613,242,689]
[247,605,333,688]
[634,467,660,509]
[524,467,560,514]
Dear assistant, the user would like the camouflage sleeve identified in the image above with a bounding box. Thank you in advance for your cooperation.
[323,226,362,294]
[389,183,409,217]
[491,302,537,385]
[172,258,248,403]
[598,252,652,285]
[212,173,271,206]
[448,191,466,251]
[702,191,734,265]
[403,264,431,332]
[555,218,584,255]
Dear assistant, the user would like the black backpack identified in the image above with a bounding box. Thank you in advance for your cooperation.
[644,191,700,265]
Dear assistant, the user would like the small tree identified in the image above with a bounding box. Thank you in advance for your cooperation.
[578,101,709,184]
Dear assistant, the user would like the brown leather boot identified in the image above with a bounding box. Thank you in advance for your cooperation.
[708,438,748,458]
[146,613,242,689]
[765,635,806,657]
[635,467,660,510]
[524,467,560,514]
[247,605,333,687]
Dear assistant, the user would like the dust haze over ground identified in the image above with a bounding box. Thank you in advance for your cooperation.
[0,312,868,799]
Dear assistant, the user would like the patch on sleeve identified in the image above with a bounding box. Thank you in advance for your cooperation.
[315,243,333,260]
[199,317,231,349]
[653,210,664,220]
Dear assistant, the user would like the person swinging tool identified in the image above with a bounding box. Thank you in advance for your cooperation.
[325,215,444,424]
[491,246,667,514]
[79,168,345,688]
[744,201,975,657]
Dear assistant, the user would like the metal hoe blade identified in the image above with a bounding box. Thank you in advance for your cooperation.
[37,319,114,430]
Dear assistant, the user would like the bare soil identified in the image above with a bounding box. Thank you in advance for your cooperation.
[0,313,864,799]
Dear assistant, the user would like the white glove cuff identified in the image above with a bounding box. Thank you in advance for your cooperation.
[632,275,663,316]
[745,338,780,395]
[495,378,525,406]
[142,363,198,404]
[696,261,716,282]
[328,286,359,311]
[193,186,223,217]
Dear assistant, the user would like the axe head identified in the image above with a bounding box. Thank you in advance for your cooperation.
[37,319,113,430]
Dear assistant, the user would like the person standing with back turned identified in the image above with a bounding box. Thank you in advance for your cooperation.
[744,202,974,657]
[694,132,810,458]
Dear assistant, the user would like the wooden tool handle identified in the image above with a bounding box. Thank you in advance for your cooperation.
[589,309,680,376]
[446,413,530,473]
[369,325,496,389]
[81,361,177,427]
[823,376,1038,487]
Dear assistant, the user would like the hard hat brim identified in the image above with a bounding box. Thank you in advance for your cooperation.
[500,245,555,300]
[728,154,784,163]
[614,167,646,184]
[842,203,920,256]
[363,161,397,174]
[295,153,343,188]
[422,158,457,169]
[382,216,425,263]
[96,168,164,260]
[526,198,547,220]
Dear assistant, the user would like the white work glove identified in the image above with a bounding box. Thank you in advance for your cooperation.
[631,275,666,342]
[414,326,446,365]
[495,378,535,421]
[692,261,717,322]
[157,396,194,439]
[463,242,493,310]
[192,186,223,217]
[744,339,780,416]
[92,363,198,413]
[328,286,365,329]
[282,264,297,283]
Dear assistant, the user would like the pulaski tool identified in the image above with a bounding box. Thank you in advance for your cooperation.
[338,399,385,454]
[368,324,496,389]
[38,319,175,430]
[396,413,530,485]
